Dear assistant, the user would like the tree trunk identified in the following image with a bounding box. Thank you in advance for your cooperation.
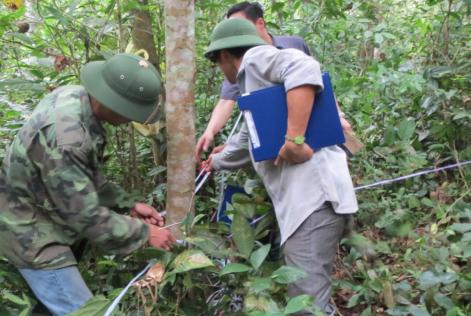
[164,0,196,237]
[132,0,159,67]
[132,0,165,168]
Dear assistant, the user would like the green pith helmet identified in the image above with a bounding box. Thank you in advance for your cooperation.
[204,18,267,59]
[80,53,161,124]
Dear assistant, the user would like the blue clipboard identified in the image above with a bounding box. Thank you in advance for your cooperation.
[237,72,345,162]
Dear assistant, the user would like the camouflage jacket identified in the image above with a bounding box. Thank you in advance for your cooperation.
[0,85,148,269]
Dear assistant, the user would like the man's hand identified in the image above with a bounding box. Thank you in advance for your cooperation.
[201,155,214,172]
[200,144,226,172]
[195,130,215,163]
[274,141,314,166]
[147,224,176,251]
[131,203,164,226]
[194,99,236,162]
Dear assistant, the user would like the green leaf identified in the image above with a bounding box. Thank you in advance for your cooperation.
[247,277,274,294]
[360,307,373,316]
[398,119,416,141]
[271,266,307,284]
[285,295,314,314]
[2,291,28,306]
[245,294,281,313]
[449,223,471,233]
[347,293,361,308]
[220,263,252,276]
[433,292,454,310]
[185,232,234,259]
[383,126,396,145]
[232,212,254,258]
[408,306,431,316]
[191,214,206,227]
[232,192,252,203]
[68,295,111,316]
[374,33,384,44]
[418,271,456,290]
[250,244,271,270]
[171,249,214,274]
[19,308,32,316]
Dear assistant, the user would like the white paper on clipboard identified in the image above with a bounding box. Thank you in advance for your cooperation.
[243,110,261,148]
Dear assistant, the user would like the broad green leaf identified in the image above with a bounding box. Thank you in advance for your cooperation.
[171,249,214,274]
[245,294,281,313]
[418,271,456,290]
[383,126,396,145]
[446,307,467,316]
[185,232,234,259]
[347,293,361,308]
[284,295,313,314]
[449,223,471,233]
[232,212,254,258]
[232,192,252,203]
[360,307,373,316]
[398,119,416,141]
[408,306,431,316]
[374,33,384,44]
[271,266,307,284]
[220,263,252,276]
[68,295,111,316]
[247,277,274,294]
[250,244,271,270]
[233,202,256,218]
[433,292,454,310]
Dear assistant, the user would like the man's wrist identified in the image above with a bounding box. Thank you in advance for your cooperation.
[285,135,305,145]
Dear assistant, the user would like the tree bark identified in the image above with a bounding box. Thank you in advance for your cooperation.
[164,0,196,237]
[132,0,159,67]
[132,0,165,167]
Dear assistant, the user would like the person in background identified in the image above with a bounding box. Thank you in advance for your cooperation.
[195,1,352,161]
[203,19,358,315]
[0,53,176,316]
[195,1,312,161]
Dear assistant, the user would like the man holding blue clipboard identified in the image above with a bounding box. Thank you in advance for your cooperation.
[203,19,358,315]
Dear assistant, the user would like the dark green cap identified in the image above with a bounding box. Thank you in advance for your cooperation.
[80,53,161,123]
[205,18,267,59]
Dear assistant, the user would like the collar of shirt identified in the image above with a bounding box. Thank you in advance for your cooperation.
[269,34,285,50]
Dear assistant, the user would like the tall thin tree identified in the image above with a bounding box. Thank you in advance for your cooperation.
[164,0,196,236]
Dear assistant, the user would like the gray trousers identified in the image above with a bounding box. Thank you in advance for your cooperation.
[283,203,348,315]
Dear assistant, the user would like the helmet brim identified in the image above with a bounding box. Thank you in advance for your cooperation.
[80,61,158,124]
[204,34,267,59]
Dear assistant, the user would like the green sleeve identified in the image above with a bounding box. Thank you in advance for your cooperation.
[33,131,148,256]
[97,178,135,210]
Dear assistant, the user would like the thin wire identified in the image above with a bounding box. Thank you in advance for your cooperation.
[354,160,471,191]
[103,260,155,316]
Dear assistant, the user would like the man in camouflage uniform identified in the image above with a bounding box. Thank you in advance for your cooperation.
[0,53,175,315]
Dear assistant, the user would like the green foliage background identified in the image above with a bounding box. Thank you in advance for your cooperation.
[0,0,470,315]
